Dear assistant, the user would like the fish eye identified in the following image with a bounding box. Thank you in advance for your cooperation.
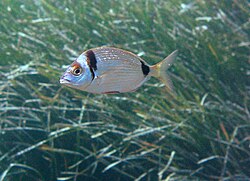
[71,66,83,76]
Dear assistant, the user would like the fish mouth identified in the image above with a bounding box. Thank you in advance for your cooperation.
[59,77,71,84]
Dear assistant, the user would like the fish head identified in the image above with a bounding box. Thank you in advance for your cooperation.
[60,54,93,90]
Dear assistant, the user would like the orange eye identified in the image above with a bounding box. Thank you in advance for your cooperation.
[71,65,83,76]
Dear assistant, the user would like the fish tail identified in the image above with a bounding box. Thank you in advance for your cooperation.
[150,50,178,92]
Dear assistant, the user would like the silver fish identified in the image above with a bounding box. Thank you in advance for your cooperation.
[60,47,177,94]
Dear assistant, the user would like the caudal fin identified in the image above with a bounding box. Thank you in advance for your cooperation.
[150,50,178,92]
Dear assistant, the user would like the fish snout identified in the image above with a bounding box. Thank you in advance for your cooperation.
[60,74,71,84]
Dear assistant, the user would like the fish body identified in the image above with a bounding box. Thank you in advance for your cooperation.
[60,47,177,94]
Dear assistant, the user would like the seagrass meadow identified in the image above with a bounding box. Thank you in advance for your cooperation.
[0,0,249,180]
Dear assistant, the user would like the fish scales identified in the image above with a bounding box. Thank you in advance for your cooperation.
[84,47,147,93]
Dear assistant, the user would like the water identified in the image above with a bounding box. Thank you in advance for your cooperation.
[0,0,249,180]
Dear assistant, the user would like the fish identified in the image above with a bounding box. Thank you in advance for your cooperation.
[60,46,177,94]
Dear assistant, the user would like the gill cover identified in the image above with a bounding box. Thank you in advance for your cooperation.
[60,53,93,90]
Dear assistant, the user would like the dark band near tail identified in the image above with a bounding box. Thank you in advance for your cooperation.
[140,61,150,76]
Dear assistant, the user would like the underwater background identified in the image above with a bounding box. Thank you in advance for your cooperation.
[0,0,249,180]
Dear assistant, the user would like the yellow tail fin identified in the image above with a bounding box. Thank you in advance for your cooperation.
[150,50,178,92]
